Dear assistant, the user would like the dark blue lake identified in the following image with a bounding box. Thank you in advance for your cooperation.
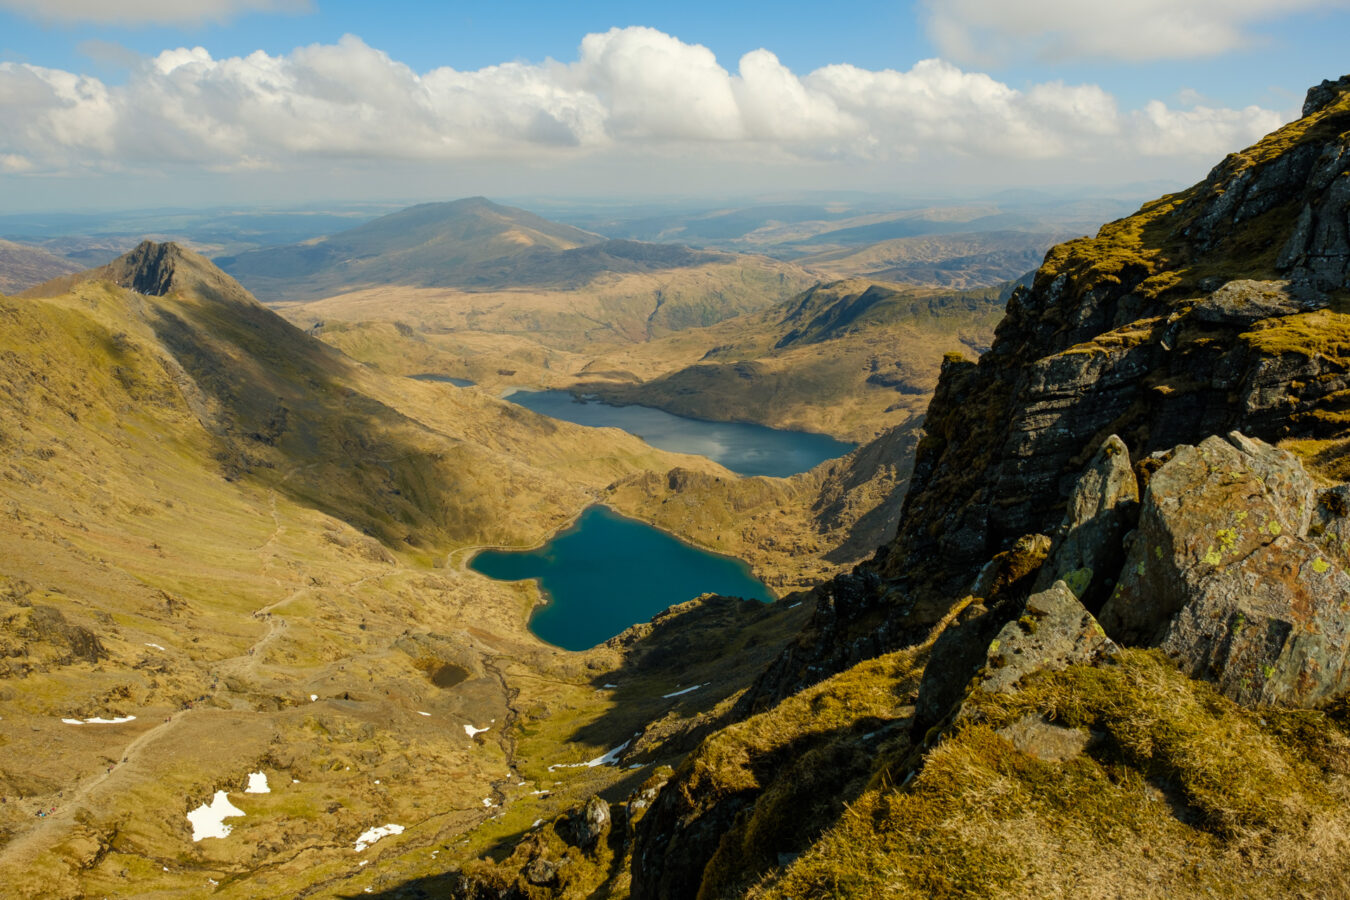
[505,389,854,477]
[468,505,775,650]
[411,373,475,386]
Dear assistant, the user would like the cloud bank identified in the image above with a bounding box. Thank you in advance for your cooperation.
[0,27,1287,178]
[924,0,1350,64]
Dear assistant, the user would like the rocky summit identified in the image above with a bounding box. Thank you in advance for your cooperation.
[443,76,1350,900]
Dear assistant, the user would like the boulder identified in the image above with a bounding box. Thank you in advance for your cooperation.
[980,581,1118,696]
[1032,434,1139,608]
[555,796,610,850]
[1100,432,1350,706]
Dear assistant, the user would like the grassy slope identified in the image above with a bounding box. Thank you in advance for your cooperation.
[0,250,826,898]
[580,279,1009,442]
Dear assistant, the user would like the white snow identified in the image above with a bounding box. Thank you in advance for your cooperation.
[603,683,618,688]
[310,694,318,702]
[358,860,368,867]
[187,791,245,841]
[548,740,631,771]
[245,772,270,794]
[532,819,543,827]
[353,823,404,852]
[787,602,802,609]
[61,716,137,725]
[417,711,431,717]
[662,683,708,699]
[481,798,493,807]
[145,643,166,651]
[464,723,490,738]
[629,763,644,769]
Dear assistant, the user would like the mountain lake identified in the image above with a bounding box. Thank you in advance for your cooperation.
[468,505,775,650]
[505,389,854,476]
[411,373,475,386]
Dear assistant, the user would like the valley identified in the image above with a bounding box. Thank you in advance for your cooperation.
[6,77,1350,900]
[0,201,999,895]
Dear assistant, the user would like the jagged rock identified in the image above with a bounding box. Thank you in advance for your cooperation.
[1303,74,1350,116]
[1100,432,1350,706]
[1188,280,1314,326]
[980,581,1118,696]
[1032,434,1138,607]
[555,796,610,850]
[912,534,1052,734]
[970,533,1052,601]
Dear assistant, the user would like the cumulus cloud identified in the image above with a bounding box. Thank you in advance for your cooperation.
[0,28,1290,178]
[923,0,1350,65]
[0,0,310,25]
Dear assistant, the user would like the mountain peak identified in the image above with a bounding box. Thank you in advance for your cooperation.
[1303,73,1350,117]
[106,240,192,296]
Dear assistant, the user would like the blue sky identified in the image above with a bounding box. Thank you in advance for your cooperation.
[1,0,1348,209]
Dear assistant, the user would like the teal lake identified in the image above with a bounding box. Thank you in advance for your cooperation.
[505,389,854,477]
[468,505,775,650]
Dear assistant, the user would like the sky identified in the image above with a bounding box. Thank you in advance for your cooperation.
[1,0,1348,211]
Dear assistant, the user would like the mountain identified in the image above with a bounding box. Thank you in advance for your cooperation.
[577,278,1012,441]
[217,196,791,303]
[0,242,858,896]
[796,230,1068,289]
[440,76,1350,900]
[0,239,80,293]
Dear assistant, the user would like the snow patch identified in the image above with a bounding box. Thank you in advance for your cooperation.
[244,772,270,794]
[61,716,137,725]
[354,823,404,852]
[187,791,245,841]
[417,711,431,717]
[145,643,166,651]
[662,683,709,699]
[548,739,631,771]
[310,694,318,702]
[464,723,490,738]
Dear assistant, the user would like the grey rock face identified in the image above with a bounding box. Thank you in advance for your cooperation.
[1032,434,1139,608]
[1100,432,1350,706]
[556,796,611,850]
[981,581,1118,696]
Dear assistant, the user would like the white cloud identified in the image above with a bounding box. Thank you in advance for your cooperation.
[923,0,1350,65]
[0,0,310,25]
[0,28,1291,179]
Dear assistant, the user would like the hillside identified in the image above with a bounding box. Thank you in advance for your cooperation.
[438,76,1350,900]
[0,238,80,293]
[796,230,1067,289]
[0,243,870,897]
[577,279,1011,441]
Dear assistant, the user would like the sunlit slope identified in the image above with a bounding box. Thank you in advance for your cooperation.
[0,241,769,896]
[581,279,1010,441]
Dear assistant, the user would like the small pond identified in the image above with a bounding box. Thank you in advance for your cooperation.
[468,505,774,650]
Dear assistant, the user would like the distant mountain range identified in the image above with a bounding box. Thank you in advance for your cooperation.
[217,197,740,302]
[0,239,80,294]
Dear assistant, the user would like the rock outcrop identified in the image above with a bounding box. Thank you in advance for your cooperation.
[741,74,1350,713]
[1101,432,1350,706]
